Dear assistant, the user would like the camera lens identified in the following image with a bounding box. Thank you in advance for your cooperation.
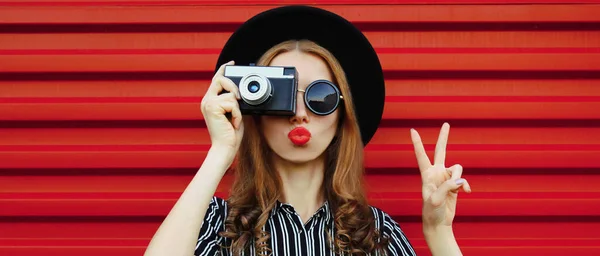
[248,81,260,93]
[239,74,272,106]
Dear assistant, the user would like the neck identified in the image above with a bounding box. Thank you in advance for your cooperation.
[273,153,326,224]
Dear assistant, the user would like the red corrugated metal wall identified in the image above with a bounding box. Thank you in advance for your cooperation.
[1,1,599,255]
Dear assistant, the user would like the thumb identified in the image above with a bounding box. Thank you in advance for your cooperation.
[430,178,465,207]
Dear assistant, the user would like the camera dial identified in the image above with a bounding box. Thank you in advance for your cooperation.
[239,73,272,105]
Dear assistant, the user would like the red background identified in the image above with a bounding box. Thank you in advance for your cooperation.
[1,0,600,255]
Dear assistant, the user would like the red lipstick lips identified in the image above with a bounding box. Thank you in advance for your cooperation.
[288,126,311,146]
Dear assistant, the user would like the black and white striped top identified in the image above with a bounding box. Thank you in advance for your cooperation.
[195,197,417,255]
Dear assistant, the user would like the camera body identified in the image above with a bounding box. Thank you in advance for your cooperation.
[224,65,298,116]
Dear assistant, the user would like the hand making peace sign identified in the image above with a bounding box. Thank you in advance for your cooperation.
[411,122,472,229]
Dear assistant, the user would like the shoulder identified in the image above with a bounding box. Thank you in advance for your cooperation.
[368,205,397,230]
[369,205,417,256]
[197,197,228,240]
[204,196,228,220]
[195,197,229,255]
[199,196,228,232]
[209,196,228,209]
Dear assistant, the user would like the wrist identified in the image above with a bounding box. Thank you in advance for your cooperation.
[205,145,237,171]
[423,225,461,256]
[424,225,454,239]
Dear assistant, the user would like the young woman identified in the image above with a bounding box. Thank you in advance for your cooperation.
[145,5,471,256]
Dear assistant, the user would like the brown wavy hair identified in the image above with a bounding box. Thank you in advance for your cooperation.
[218,40,389,255]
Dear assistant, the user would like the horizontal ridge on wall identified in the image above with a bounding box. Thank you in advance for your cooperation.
[1,4,600,24]
[2,49,599,72]
[2,0,600,5]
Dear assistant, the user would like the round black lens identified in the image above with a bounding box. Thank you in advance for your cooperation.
[306,81,340,115]
[248,81,260,93]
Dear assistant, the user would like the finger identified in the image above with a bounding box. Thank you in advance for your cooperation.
[217,101,236,119]
[215,76,240,100]
[207,60,235,96]
[448,164,463,180]
[204,92,237,115]
[202,90,235,111]
[227,97,243,130]
[430,178,466,207]
[231,103,243,130]
[448,164,469,193]
[462,179,472,193]
[215,91,238,104]
[216,60,234,76]
[410,128,431,172]
[216,93,242,129]
[434,122,450,166]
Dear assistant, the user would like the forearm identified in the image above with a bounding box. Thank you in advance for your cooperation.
[424,225,462,256]
[144,146,233,256]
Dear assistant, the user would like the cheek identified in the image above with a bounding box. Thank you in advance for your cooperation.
[260,117,287,139]
[316,111,340,135]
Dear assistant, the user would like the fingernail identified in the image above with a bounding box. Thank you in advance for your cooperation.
[455,178,465,185]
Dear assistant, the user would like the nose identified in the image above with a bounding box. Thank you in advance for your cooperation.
[289,91,309,124]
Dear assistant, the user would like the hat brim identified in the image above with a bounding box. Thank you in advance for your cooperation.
[215,5,385,146]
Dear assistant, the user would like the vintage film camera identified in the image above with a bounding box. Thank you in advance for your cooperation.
[223,65,298,116]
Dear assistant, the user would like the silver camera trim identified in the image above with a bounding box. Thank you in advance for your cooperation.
[224,65,293,79]
[239,73,273,106]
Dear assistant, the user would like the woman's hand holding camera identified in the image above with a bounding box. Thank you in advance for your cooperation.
[145,61,245,256]
[201,60,245,164]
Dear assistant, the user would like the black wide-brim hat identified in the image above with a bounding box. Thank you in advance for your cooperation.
[215,5,385,146]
